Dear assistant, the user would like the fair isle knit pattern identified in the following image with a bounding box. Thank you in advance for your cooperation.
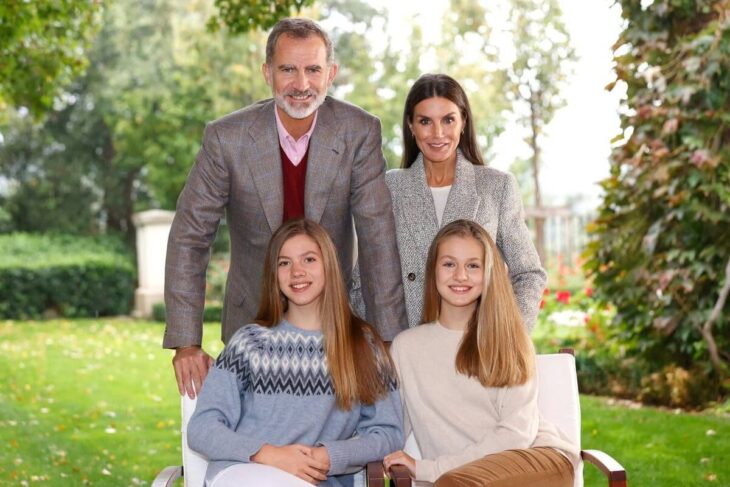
[216,323,334,396]
[187,320,405,486]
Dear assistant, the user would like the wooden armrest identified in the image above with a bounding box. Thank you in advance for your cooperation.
[367,462,386,487]
[390,465,412,486]
[151,466,182,487]
[582,449,627,487]
[366,462,412,487]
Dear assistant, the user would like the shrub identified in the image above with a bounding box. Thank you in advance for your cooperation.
[535,287,727,409]
[0,233,135,319]
[584,0,730,380]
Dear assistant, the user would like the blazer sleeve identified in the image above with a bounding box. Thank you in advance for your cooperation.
[496,173,547,331]
[163,122,229,348]
[414,379,540,483]
[349,116,408,340]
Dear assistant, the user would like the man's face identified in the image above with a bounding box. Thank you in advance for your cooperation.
[263,34,338,121]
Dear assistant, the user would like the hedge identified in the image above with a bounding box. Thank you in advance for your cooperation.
[0,233,136,319]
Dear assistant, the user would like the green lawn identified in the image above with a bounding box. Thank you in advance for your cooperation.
[0,319,727,486]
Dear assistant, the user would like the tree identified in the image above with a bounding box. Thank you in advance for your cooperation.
[0,0,271,240]
[208,0,314,34]
[0,0,101,118]
[505,0,575,263]
[584,0,730,376]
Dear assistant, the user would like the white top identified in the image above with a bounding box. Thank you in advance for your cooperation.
[429,185,451,226]
[390,322,580,483]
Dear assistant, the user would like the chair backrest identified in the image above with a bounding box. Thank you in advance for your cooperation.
[181,395,208,487]
[536,352,583,487]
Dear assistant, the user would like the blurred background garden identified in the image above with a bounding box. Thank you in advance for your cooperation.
[1,0,728,486]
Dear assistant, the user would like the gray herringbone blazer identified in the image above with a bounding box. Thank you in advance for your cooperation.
[355,151,546,330]
[163,97,407,347]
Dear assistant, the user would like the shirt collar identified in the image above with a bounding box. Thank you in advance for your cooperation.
[274,105,318,146]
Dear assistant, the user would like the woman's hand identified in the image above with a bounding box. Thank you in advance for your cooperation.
[383,450,416,478]
[251,444,329,484]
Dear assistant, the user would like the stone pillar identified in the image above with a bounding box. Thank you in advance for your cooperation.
[132,209,175,318]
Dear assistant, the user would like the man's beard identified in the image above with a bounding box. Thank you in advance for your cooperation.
[274,89,326,119]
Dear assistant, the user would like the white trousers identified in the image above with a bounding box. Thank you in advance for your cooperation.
[209,463,313,487]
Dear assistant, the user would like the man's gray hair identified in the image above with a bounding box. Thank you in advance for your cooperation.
[265,18,335,66]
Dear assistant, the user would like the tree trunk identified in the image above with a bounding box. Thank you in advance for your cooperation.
[529,90,546,264]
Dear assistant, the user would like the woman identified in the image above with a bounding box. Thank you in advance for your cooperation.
[384,220,578,486]
[354,73,546,330]
[188,218,403,487]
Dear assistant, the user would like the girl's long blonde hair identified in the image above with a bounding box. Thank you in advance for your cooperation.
[422,219,534,387]
[255,218,394,409]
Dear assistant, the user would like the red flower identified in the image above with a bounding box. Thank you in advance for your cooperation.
[556,291,571,304]
[543,287,550,296]
[539,299,546,309]
[585,287,593,298]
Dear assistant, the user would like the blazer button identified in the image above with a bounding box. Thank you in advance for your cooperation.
[407,272,416,281]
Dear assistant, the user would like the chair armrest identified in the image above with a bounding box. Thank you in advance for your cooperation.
[582,449,627,487]
[366,462,412,487]
[366,462,386,487]
[390,465,412,487]
[152,466,183,487]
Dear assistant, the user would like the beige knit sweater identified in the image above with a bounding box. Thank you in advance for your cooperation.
[390,322,580,483]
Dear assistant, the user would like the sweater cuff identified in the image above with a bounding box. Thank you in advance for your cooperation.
[415,459,439,483]
[318,440,349,476]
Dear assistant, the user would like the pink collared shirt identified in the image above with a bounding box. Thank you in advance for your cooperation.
[274,107,318,166]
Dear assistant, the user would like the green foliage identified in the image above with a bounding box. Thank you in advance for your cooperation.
[505,0,575,203]
[0,0,101,118]
[584,0,730,373]
[534,287,727,409]
[0,0,272,238]
[0,234,135,319]
[208,0,314,34]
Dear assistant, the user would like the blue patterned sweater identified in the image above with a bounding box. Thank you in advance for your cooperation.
[188,320,404,486]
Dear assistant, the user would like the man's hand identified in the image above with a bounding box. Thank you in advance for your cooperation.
[172,346,213,398]
[383,450,416,478]
[251,444,329,484]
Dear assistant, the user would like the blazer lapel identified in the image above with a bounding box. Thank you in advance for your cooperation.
[247,102,283,233]
[399,154,440,255]
[305,99,344,223]
[441,151,482,226]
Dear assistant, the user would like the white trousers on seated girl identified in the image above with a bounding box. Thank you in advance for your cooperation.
[209,463,313,487]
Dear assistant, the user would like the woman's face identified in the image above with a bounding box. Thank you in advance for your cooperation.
[410,96,464,166]
[277,234,326,310]
[435,235,484,312]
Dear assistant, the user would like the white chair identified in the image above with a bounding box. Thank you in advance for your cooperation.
[366,350,627,487]
[152,395,369,487]
[152,394,206,487]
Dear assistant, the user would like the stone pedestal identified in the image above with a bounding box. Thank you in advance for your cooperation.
[132,210,175,318]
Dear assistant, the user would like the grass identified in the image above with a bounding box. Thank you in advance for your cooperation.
[0,319,728,486]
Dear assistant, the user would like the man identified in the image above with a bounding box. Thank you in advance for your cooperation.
[164,18,407,398]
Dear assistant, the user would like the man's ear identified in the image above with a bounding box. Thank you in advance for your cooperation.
[327,63,339,85]
[262,63,272,85]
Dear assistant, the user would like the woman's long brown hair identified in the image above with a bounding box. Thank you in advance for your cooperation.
[255,218,394,409]
[401,73,485,168]
[422,219,534,387]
